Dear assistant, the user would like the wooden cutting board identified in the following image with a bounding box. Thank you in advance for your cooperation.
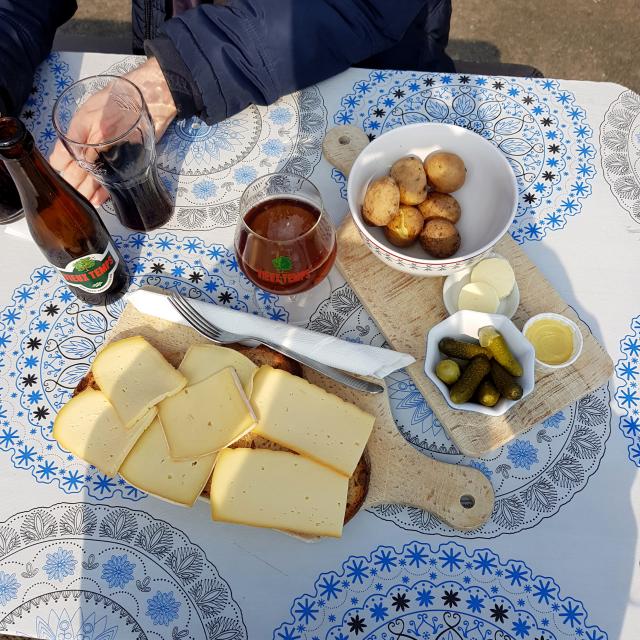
[106,298,494,531]
[324,125,614,457]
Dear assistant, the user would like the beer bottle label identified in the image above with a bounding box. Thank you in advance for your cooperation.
[58,243,120,294]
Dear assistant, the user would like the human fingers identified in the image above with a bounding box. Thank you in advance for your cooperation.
[49,139,74,173]
[58,158,90,192]
[89,185,109,208]
[76,173,101,203]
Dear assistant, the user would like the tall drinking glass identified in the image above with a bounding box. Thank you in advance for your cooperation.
[234,172,336,324]
[52,75,172,231]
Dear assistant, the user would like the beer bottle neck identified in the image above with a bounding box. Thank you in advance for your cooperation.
[1,140,62,217]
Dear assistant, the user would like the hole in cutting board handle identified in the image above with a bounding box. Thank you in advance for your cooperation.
[338,135,351,145]
[460,494,475,509]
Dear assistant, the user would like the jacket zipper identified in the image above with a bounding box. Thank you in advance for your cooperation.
[144,0,152,41]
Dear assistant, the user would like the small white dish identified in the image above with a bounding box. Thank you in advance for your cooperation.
[442,253,519,319]
[522,312,583,370]
[425,310,535,416]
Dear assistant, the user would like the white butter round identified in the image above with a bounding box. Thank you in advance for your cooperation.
[470,257,515,299]
[458,282,500,313]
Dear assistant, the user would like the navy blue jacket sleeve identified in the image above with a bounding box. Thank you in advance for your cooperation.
[146,0,432,124]
[0,0,76,115]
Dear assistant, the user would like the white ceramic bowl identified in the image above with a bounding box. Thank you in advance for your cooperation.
[522,312,584,370]
[347,123,518,277]
[442,252,520,319]
[424,310,535,416]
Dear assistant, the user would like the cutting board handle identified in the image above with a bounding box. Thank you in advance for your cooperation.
[362,397,494,531]
[368,441,495,531]
[322,125,369,177]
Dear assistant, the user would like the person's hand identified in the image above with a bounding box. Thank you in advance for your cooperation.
[50,57,177,207]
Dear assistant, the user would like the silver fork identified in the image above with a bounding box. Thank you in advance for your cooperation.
[169,293,384,395]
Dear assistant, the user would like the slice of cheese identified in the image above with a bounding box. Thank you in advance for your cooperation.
[470,257,515,299]
[53,389,155,477]
[92,336,187,427]
[210,448,348,537]
[457,281,500,313]
[179,344,257,393]
[250,366,374,476]
[120,417,217,506]
[159,367,256,460]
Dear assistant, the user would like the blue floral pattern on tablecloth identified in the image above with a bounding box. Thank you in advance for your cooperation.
[599,89,640,223]
[333,71,596,243]
[0,231,286,501]
[19,53,73,156]
[614,315,640,466]
[307,285,610,538]
[272,539,607,640]
[0,503,246,639]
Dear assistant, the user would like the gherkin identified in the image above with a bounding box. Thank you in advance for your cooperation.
[478,326,523,377]
[438,337,492,361]
[490,360,523,400]
[449,355,491,404]
[476,378,500,407]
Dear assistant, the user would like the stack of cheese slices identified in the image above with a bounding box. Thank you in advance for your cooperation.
[53,336,375,538]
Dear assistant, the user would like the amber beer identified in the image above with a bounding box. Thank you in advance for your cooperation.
[235,197,337,295]
[0,117,129,304]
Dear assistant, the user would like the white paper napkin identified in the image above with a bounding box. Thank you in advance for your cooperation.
[128,289,414,378]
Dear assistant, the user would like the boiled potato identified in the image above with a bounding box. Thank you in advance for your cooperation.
[390,156,428,205]
[362,176,400,226]
[424,151,466,193]
[419,218,461,258]
[418,192,461,224]
[384,205,423,247]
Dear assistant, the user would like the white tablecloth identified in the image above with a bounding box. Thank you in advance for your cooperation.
[0,52,639,640]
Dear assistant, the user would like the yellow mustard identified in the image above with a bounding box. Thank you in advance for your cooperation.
[525,319,574,365]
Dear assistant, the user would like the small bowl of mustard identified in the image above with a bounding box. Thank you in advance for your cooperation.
[522,313,583,370]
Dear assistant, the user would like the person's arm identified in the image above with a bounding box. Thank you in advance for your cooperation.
[146,0,430,125]
[0,0,77,115]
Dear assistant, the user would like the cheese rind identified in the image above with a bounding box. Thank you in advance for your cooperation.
[470,257,515,299]
[179,344,257,393]
[210,448,348,537]
[159,367,256,460]
[250,366,374,476]
[53,389,155,477]
[120,417,217,506]
[457,281,500,313]
[92,336,186,427]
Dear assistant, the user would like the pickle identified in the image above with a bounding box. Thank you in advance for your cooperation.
[449,355,491,404]
[439,337,493,361]
[478,326,523,377]
[435,359,461,385]
[490,360,523,400]
[476,378,501,407]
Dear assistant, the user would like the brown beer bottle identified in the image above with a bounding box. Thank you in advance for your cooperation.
[0,160,23,224]
[0,117,130,304]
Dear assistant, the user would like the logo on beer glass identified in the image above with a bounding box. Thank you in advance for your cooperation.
[272,255,293,272]
[255,254,311,285]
